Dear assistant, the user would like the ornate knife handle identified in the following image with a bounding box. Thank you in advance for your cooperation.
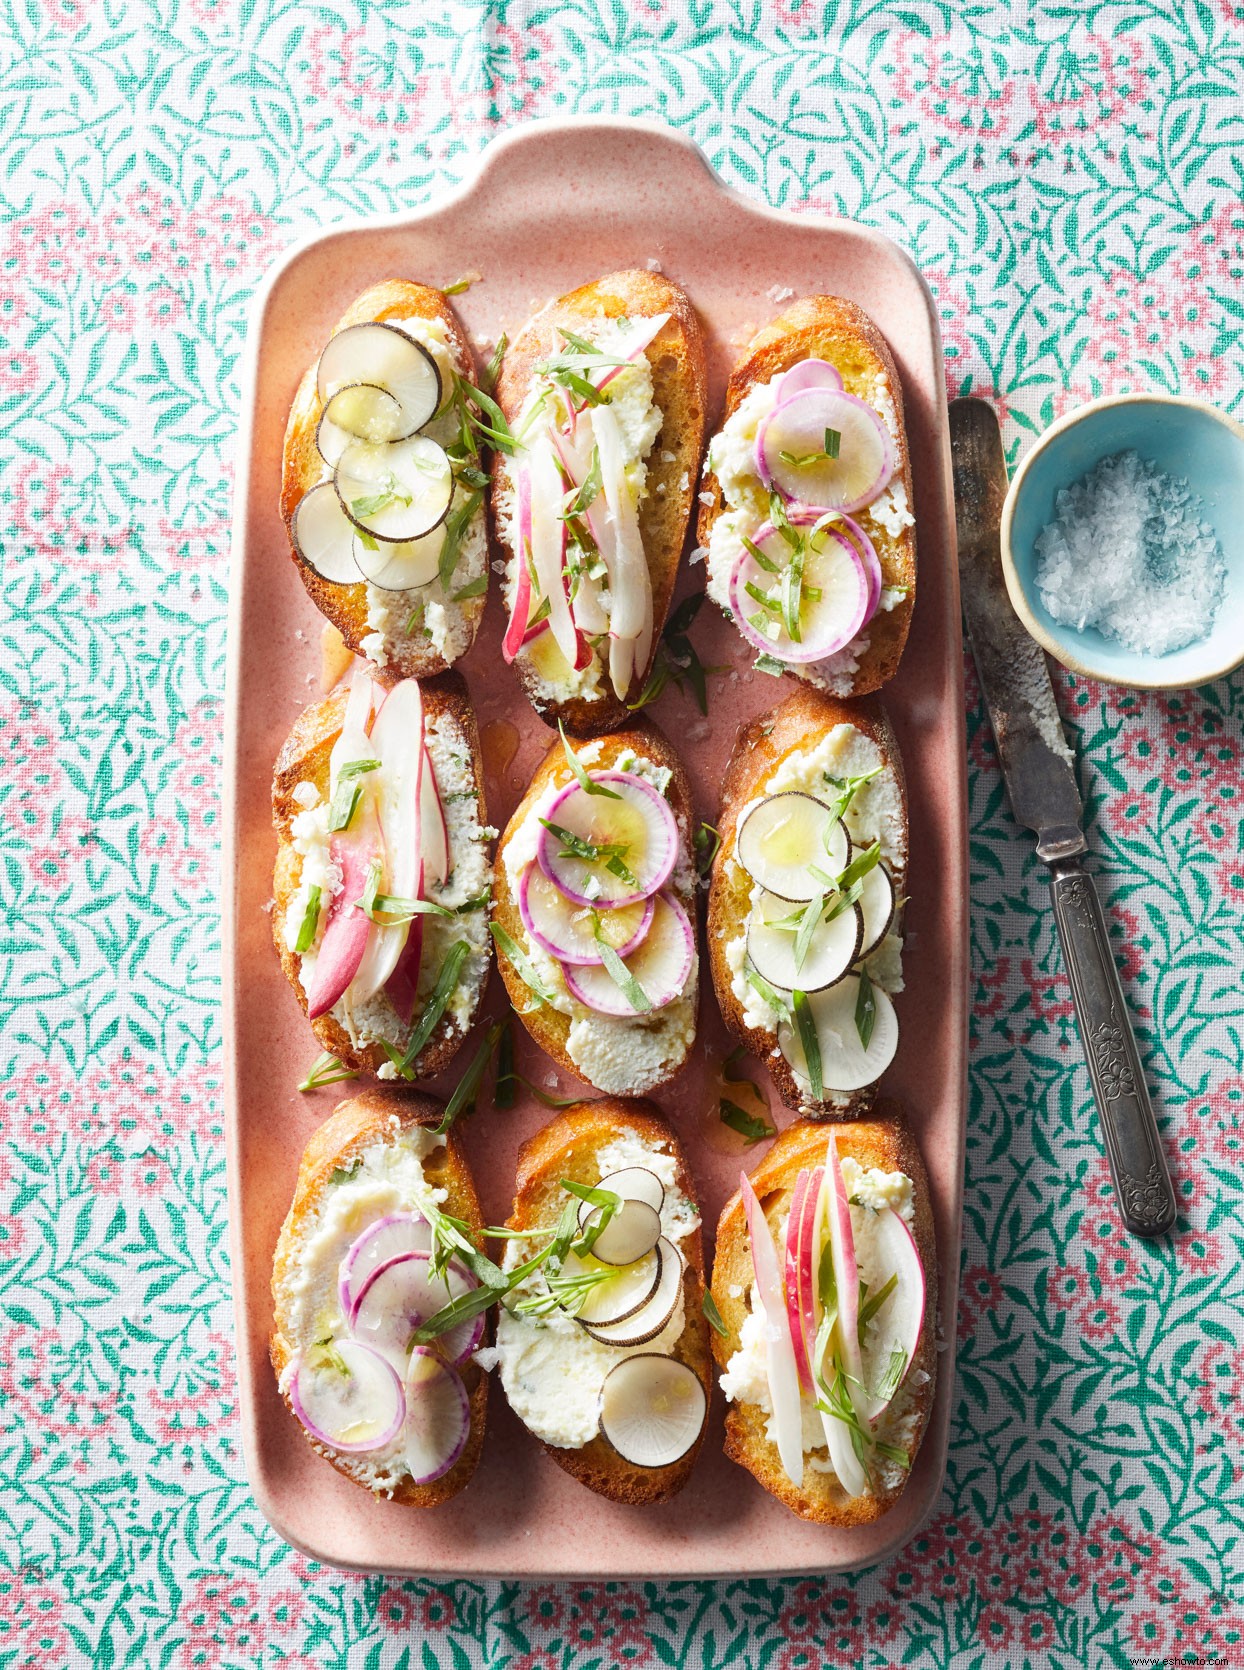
[1048,860,1177,1236]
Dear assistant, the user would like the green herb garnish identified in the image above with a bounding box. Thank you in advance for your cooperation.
[628,592,720,716]
[719,1098,774,1145]
[558,721,621,800]
[824,764,882,822]
[294,885,322,954]
[694,820,721,879]
[855,968,876,1050]
[394,940,471,1076]
[837,841,881,893]
[538,820,638,890]
[438,488,484,588]
[792,889,826,975]
[792,988,823,1100]
[703,1290,729,1338]
[874,1344,908,1406]
[745,965,792,1018]
[434,1020,506,1135]
[326,1156,362,1187]
[593,922,652,1014]
[490,921,557,1004]
[754,653,787,677]
[493,1022,517,1111]
[298,1052,358,1094]
[857,1271,897,1339]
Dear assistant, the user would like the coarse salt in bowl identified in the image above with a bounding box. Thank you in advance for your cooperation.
[1000,393,1244,689]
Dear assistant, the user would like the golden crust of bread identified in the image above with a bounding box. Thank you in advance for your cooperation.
[492,719,697,1092]
[506,1098,712,1503]
[709,1107,936,1525]
[280,280,484,681]
[707,684,908,1119]
[696,294,916,695]
[489,269,709,735]
[269,1086,488,1507]
[270,668,491,1075]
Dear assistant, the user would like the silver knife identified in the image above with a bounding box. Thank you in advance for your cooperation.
[950,396,1177,1238]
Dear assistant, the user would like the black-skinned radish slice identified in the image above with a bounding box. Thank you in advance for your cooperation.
[519,864,654,967]
[316,382,405,467]
[581,1197,662,1267]
[558,1243,661,1327]
[336,436,454,544]
[404,1348,471,1484]
[857,862,896,958]
[757,386,894,512]
[575,1166,665,1230]
[352,1250,482,1369]
[562,893,694,1016]
[746,890,862,993]
[338,1212,433,1322]
[290,1340,404,1453]
[353,526,445,592]
[737,794,850,902]
[579,1237,684,1347]
[536,772,677,909]
[598,1355,706,1469]
[317,322,442,439]
[778,973,898,1094]
[292,481,365,585]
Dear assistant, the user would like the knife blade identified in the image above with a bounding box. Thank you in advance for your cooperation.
[950,396,1177,1238]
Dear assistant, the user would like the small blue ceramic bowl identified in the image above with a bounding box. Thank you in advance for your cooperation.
[1000,393,1244,689]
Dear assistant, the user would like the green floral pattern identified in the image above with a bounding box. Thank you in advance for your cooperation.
[1,1,1243,1666]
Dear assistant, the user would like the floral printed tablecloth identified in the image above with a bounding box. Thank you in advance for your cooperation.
[3,2,1243,1667]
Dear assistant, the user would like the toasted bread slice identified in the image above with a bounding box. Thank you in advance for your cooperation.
[489,269,708,734]
[710,1109,936,1524]
[270,1086,488,1505]
[697,295,916,696]
[498,1099,711,1502]
[271,669,492,1076]
[492,720,698,1094]
[707,685,908,1118]
[281,281,486,679]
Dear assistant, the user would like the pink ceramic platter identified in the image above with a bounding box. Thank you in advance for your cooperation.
[223,117,966,1579]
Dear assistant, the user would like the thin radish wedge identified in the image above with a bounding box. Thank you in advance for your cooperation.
[528,432,579,668]
[562,892,694,1016]
[757,387,894,512]
[291,1340,404,1454]
[599,1354,705,1468]
[404,1349,471,1484]
[292,482,362,586]
[384,879,424,1026]
[338,1213,433,1322]
[828,512,883,618]
[502,468,534,663]
[728,520,868,664]
[304,817,382,1019]
[779,359,844,398]
[779,974,899,1095]
[316,322,441,438]
[818,1133,871,1497]
[854,1204,924,1423]
[737,793,850,902]
[419,749,449,889]
[518,863,654,966]
[784,1170,813,1388]
[740,1171,804,1488]
[350,679,424,1002]
[352,1250,482,1370]
[536,772,677,909]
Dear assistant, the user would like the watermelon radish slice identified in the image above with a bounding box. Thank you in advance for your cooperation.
[779,359,844,399]
[757,387,895,512]
[518,863,654,966]
[562,892,694,1015]
[828,512,883,619]
[536,772,677,909]
[854,1204,924,1423]
[339,1212,434,1322]
[290,1340,404,1453]
[728,520,868,664]
[404,1349,471,1484]
[740,1170,804,1488]
[352,1250,482,1370]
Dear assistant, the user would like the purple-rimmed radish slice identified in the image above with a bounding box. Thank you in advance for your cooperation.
[599,1354,706,1468]
[578,1237,684,1346]
[558,1242,662,1327]
[519,864,654,967]
[575,1166,665,1229]
[290,1340,404,1453]
[292,482,362,586]
[829,513,883,620]
[857,862,896,958]
[317,322,442,438]
[562,893,694,1016]
[728,521,868,665]
[536,772,676,909]
[740,1171,804,1488]
[580,1197,662,1267]
[338,1213,434,1323]
[404,1348,471,1484]
[353,525,444,592]
[779,974,899,1095]
[854,1204,924,1423]
[336,436,454,544]
[779,359,844,398]
[317,382,405,468]
[747,889,862,994]
[737,793,850,902]
[352,1250,482,1369]
[757,387,895,512]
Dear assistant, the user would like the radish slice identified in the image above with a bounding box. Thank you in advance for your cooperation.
[831,513,883,619]
[784,1170,813,1389]
[729,522,868,664]
[577,1166,665,1228]
[292,482,362,585]
[562,892,694,1016]
[317,382,405,467]
[317,322,442,438]
[599,1354,705,1468]
[559,1242,662,1326]
[519,863,654,966]
[591,311,670,396]
[352,1251,482,1369]
[339,1212,434,1322]
[419,748,449,889]
[591,404,649,645]
[818,1134,871,1497]
[857,862,896,958]
[304,819,382,1019]
[855,1205,924,1423]
[336,436,454,544]
[779,359,844,398]
[579,1236,684,1346]
[580,1197,662,1266]
[528,433,579,668]
[503,468,535,663]
[788,1165,825,1391]
[353,526,444,591]
[779,974,899,1095]
[384,879,424,1026]
[350,679,423,1002]
[290,1340,404,1453]
[404,1349,471,1484]
[737,793,850,902]
[758,388,894,512]
[536,773,677,909]
[747,890,862,993]
[740,1171,804,1488]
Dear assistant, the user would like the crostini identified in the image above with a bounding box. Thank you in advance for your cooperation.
[708,686,907,1117]
[710,1112,936,1524]
[270,1087,489,1505]
[490,269,708,734]
[492,720,698,1095]
[281,281,490,678]
[697,295,916,695]
[272,668,493,1077]
[486,1100,711,1502]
